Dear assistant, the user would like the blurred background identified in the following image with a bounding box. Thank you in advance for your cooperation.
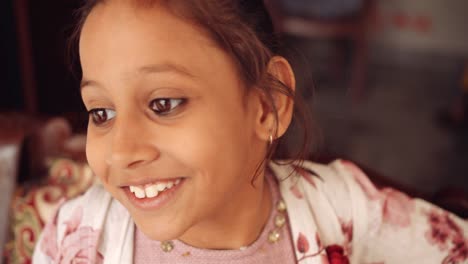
[273,0,468,195]
[0,0,467,261]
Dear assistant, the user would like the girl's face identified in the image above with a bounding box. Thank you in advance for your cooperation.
[79,1,270,243]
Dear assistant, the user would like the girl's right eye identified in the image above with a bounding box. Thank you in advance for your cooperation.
[88,108,116,125]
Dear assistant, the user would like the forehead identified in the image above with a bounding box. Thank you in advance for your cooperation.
[79,1,234,84]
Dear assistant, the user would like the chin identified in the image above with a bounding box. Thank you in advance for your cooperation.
[135,217,187,242]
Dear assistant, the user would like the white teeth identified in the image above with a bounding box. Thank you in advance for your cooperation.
[155,183,166,192]
[145,185,159,198]
[129,179,182,199]
[133,186,146,199]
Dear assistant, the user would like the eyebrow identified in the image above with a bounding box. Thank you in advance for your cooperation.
[80,63,196,90]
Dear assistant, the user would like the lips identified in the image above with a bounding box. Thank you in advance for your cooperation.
[129,178,182,198]
[121,178,185,210]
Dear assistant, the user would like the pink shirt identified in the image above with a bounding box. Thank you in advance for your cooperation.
[133,172,297,263]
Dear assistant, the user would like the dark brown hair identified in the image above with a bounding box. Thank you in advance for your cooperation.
[69,0,313,178]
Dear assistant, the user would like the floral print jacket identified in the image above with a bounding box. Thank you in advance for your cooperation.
[33,160,468,263]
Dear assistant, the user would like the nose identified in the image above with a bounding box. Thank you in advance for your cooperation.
[106,115,160,169]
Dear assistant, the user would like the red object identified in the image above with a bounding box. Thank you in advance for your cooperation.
[297,233,310,254]
[325,245,350,264]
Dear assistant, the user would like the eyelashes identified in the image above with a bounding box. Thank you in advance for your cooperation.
[88,98,187,126]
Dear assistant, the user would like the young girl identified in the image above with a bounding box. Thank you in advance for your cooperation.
[33,0,467,263]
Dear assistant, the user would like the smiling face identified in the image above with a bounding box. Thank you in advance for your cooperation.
[79,1,272,245]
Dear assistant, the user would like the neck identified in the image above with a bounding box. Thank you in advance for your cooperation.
[178,174,272,250]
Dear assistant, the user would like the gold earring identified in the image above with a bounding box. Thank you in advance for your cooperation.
[268,133,274,145]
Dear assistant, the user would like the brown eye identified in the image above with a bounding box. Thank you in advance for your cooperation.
[88,108,116,125]
[149,98,185,115]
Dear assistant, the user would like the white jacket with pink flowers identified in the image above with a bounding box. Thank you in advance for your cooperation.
[33,160,468,263]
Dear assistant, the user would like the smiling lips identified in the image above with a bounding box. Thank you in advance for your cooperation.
[129,179,182,199]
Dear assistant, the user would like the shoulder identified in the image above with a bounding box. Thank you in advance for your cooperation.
[33,185,115,262]
[269,159,376,238]
[270,159,386,225]
[269,160,361,257]
[269,159,363,225]
[271,160,468,263]
[269,159,371,197]
[54,184,114,227]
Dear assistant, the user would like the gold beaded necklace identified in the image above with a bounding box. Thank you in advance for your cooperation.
[160,199,287,253]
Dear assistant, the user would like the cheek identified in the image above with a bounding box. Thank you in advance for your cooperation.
[161,125,220,170]
[85,133,108,182]
[171,108,251,179]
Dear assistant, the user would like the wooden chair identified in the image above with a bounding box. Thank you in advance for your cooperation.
[265,0,377,102]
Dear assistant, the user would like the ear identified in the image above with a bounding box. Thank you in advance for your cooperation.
[254,56,296,142]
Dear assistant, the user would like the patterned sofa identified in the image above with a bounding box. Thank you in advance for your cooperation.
[1,115,96,263]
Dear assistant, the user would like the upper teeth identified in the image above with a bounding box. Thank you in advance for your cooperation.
[129,179,181,199]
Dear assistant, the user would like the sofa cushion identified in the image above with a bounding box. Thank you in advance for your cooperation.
[3,157,98,264]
